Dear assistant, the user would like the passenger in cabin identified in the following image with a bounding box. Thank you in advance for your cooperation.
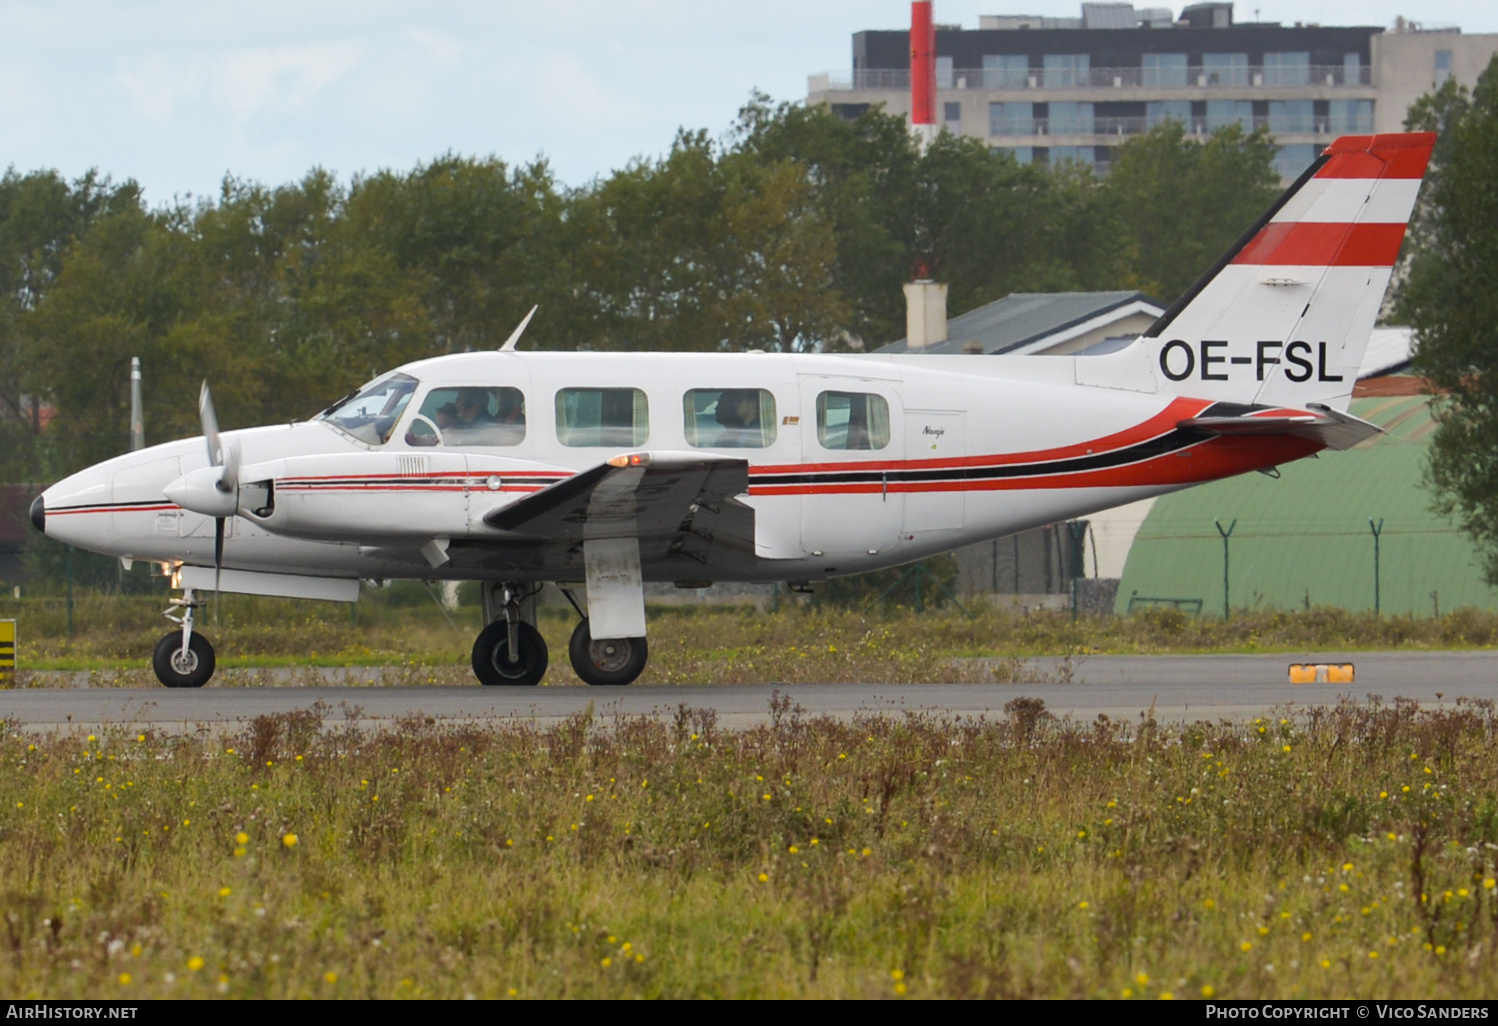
[713,389,764,448]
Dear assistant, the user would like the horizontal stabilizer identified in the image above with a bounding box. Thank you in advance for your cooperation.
[1179,403,1382,451]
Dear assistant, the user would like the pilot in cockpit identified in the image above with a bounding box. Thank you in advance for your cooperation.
[713,389,763,448]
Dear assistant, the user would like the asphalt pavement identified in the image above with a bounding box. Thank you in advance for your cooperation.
[1,650,1495,731]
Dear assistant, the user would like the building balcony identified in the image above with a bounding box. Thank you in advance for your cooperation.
[988,113,1373,139]
[811,64,1374,93]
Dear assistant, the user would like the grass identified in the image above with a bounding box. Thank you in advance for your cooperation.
[4,591,1498,685]
[5,696,1498,998]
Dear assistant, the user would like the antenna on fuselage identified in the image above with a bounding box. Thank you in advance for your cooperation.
[129,357,144,451]
[498,305,538,351]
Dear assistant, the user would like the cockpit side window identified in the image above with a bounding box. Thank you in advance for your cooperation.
[406,386,526,447]
[318,373,418,445]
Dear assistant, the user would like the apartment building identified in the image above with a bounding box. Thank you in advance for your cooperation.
[807,2,1498,178]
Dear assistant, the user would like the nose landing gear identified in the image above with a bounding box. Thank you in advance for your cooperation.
[153,587,216,688]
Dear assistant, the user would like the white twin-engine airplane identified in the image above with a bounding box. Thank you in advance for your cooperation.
[32,132,1433,689]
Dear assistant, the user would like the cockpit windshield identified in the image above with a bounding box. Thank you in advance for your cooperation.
[317,373,418,445]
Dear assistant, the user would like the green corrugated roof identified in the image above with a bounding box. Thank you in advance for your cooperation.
[1116,396,1497,616]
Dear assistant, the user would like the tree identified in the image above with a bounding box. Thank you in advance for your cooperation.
[1102,121,1280,301]
[1398,57,1498,583]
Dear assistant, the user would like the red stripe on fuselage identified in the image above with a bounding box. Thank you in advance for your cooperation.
[1230,221,1406,267]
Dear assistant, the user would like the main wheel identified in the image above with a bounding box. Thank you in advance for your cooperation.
[152,632,216,688]
[568,619,648,687]
[471,620,549,686]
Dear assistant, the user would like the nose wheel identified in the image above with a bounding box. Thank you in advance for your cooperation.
[568,619,648,687]
[153,587,215,688]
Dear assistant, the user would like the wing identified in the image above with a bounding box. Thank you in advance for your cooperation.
[478,451,755,575]
[1179,403,1382,451]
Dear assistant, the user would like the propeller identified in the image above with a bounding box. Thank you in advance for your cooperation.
[199,382,238,599]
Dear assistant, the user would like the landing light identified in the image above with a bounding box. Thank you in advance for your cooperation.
[607,453,652,468]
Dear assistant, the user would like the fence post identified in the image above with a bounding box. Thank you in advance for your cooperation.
[1214,519,1237,620]
[1369,518,1384,616]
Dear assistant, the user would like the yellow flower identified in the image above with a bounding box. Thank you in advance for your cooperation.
[894,982,908,995]
[1240,942,1252,952]
[187,957,204,971]
[1203,899,1215,910]
[218,887,231,898]
[117,973,131,985]
[1136,972,1148,986]
[282,833,298,848]
[1201,985,1215,998]
[1485,879,1496,890]
[757,872,769,883]
[788,846,800,854]
[235,831,248,845]
[1161,993,1175,1000]
[600,958,612,968]
[1078,901,1089,909]
[325,971,338,984]
[890,969,905,981]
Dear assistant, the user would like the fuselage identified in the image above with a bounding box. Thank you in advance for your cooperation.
[37,347,1319,584]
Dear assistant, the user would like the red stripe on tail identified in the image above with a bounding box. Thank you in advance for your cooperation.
[1230,221,1407,267]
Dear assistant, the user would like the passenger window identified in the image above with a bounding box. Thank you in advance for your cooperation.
[406,386,525,447]
[556,388,649,447]
[816,391,890,451]
[683,389,777,449]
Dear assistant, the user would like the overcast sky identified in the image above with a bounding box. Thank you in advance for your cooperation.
[1,0,1493,203]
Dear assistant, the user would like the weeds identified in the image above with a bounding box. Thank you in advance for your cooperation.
[5,697,1498,997]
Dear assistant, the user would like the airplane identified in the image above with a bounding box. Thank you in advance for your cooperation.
[30,131,1434,689]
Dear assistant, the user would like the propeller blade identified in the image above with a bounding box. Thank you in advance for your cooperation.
[219,439,240,496]
[199,381,223,466]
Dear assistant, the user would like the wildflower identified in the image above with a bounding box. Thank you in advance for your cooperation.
[1136,972,1148,986]
[282,833,298,848]
[891,970,904,981]
[1078,901,1089,909]
[235,832,248,845]
[1282,745,1292,753]
[1203,899,1216,910]
[788,846,799,854]
[325,972,338,984]
[1161,993,1174,1000]
[894,982,908,995]
[118,973,131,985]
[218,887,231,898]
[600,958,611,968]
[1201,985,1215,998]
[1302,933,1312,942]
[1240,942,1252,952]
[757,872,769,883]
[187,957,204,972]
[1258,926,1269,936]
[1485,879,1496,890]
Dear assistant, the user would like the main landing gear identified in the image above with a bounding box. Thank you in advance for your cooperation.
[470,582,649,687]
[152,587,216,688]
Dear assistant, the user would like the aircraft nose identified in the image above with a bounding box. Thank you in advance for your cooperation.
[29,494,44,534]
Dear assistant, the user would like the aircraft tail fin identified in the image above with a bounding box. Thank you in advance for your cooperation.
[1138,132,1435,411]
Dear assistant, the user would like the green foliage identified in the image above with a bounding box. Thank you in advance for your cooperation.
[3,96,1286,481]
[1102,121,1281,300]
[811,554,962,611]
[1398,57,1498,583]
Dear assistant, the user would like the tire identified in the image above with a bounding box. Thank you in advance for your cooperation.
[568,619,648,687]
[152,632,216,688]
[471,620,548,686]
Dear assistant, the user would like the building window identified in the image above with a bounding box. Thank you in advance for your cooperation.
[1343,53,1363,85]
[1206,100,1253,132]
[936,55,954,89]
[1202,53,1249,86]
[816,392,890,451]
[944,102,962,133]
[1049,146,1095,167]
[982,54,1030,89]
[1435,50,1453,86]
[1274,144,1318,179]
[1328,99,1374,133]
[1142,53,1188,87]
[990,101,1034,136]
[555,388,649,447]
[1147,100,1192,127]
[1043,53,1090,89]
[1268,99,1314,133]
[1048,101,1095,135]
[683,389,777,449]
[1263,52,1311,86]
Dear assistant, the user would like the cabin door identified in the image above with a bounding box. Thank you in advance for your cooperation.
[798,377,904,560]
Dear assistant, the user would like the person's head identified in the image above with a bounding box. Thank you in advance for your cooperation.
[455,388,489,422]
[718,390,759,428]
[434,402,458,429]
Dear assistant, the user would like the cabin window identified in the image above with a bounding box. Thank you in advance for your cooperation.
[319,372,418,445]
[816,391,890,451]
[406,386,525,447]
[683,389,778,449]
[556,388,649,447]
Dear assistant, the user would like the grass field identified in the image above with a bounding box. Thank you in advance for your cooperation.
[5,590,1498,684]
[4,696,1498,998]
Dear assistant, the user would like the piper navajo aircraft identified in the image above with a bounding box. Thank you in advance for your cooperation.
[31,132,1434,688]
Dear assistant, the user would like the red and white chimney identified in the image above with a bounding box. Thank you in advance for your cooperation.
[910,1,937,148]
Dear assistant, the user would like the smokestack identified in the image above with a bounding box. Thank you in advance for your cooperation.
[910,1,937,148]
[129,357,144,452]
[904,280,948,351]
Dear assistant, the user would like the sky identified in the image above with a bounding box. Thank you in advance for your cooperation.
[1,0,1494,203]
